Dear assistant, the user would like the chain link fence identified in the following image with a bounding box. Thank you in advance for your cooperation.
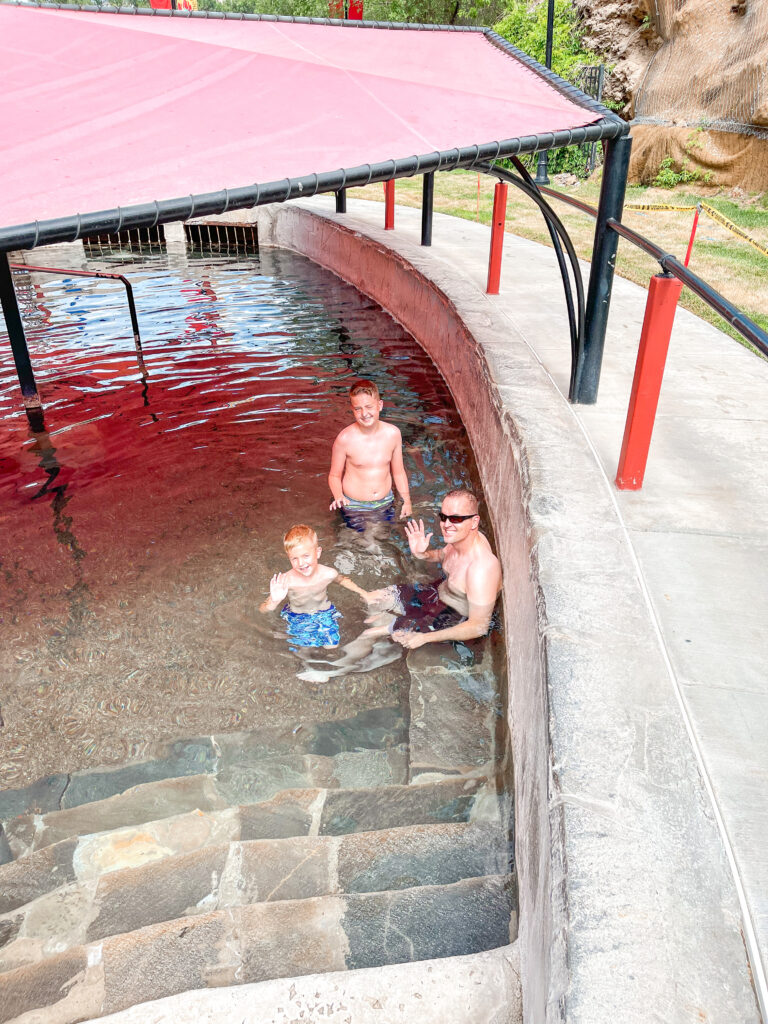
[635,0,768,138]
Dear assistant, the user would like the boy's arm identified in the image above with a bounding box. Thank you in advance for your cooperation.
[404,519,442,563]
[328,436,348,511]
[259,573,289,613]
[333,573,393,608]
[391,431,412,519]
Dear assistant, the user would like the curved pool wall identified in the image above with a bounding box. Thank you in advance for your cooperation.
[222,198,760,1024]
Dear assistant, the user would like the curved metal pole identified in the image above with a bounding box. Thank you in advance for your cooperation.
[510,157,582,376]
[475,162,585,384]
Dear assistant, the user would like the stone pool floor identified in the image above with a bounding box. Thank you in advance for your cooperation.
[299,195,768,1014]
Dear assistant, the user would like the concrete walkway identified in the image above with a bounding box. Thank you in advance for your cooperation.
[304,195,768,1014]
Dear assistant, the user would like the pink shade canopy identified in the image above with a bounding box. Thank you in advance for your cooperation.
[1,5,601,230]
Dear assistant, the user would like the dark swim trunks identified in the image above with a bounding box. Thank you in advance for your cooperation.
[391,580,495,665]
[390,581,463,634]
[340,493,395,534]
[280,604,341,648]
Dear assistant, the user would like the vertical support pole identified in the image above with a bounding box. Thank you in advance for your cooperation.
[534,0,555,186]
[571,133,632,403]
[335,189,347,214]
[684,204,701,267]
[615,273,682,490]
[486,181,508,295]
[384,180,395,230]
[0,253,43,421]
[421,172,434,246]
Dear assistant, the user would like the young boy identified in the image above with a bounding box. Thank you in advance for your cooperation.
[328,380,412,527]
[259,524,379,648]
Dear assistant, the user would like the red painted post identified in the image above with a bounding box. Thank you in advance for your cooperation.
[684,204,701,267]
[615,273,683,490]
[384,180,395,230]
[486,182,508,294]
[348,0,363,17]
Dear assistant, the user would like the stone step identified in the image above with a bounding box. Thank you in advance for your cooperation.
[78,945,523,1024]
[0,776,490,912]
[405,643,501,782]
[0,822,510,972]
[0,874,515,1024]
[0,706,407,820]
[3,745,410,860]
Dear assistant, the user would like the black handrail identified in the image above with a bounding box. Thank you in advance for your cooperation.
[534,188,768,358]
[10,262,146,371]
[476,162,585,379]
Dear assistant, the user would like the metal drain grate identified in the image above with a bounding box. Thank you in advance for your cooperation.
[83,225,166,258]
[185,222,259,255]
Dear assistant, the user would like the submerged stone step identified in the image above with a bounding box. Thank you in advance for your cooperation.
[0,776,488,913]
[0,823,510,972]
[0,706,407,821]
[3,746,409,860]
[0,875,514,1024]
[78,945,522,1024]
[405,644,500,781]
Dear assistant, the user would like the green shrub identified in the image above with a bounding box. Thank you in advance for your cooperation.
[492,0,595,80]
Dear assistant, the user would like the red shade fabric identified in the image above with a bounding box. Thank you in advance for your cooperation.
[0,5,602,231]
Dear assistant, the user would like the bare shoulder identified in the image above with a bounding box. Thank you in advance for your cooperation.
[380,420,402,447]
[334,424,356,446]
[382,421,402,439]
[317,564,339,582]
[470,535,502,582]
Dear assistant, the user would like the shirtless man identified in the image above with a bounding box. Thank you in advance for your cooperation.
[392,488,502,650]
[328,380,412,522]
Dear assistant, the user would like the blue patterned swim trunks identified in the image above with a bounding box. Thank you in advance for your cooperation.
[281,604,341,648]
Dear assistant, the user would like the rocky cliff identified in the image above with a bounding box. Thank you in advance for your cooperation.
[574,0,768,190]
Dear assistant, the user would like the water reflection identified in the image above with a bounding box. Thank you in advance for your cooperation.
[0,248,484,787]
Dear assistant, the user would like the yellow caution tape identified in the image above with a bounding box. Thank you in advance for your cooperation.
[700,203,768,258]
[624,202,698,212]
[622,201,768,257]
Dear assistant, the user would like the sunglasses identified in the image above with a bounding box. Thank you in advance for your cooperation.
[438,511,477,524]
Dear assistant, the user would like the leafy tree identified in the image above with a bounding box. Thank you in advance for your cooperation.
[492,0,594,79]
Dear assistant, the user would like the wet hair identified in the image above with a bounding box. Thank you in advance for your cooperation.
[283,524,318,552]
[443,488,479,515]
[349,379,380,401]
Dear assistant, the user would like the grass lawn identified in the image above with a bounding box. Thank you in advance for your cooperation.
[347,170,768,351]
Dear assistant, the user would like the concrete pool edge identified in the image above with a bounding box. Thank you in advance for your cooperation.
[244,200,760,1023]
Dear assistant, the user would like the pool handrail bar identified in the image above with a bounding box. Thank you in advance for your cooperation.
[9,262,143,359]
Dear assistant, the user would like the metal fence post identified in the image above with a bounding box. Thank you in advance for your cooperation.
[486,181,508,294]
[0,253,43,420]
[384,180,395,230]
[615,272,682,489]
[570,133,632,403]
[421,172,434,246]
[335,189,347,214]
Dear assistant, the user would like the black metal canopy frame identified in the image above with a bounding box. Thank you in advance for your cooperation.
[0,0,633,425]
[0,1,626,254]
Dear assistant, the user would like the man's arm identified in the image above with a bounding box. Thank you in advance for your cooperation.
[390,431,412,519]
[404,519,442,563]
[328,436,348,510]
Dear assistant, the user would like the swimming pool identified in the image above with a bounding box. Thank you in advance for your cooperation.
[0,242,514,1017]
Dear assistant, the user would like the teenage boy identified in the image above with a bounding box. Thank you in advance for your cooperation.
[328,380,412,528]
